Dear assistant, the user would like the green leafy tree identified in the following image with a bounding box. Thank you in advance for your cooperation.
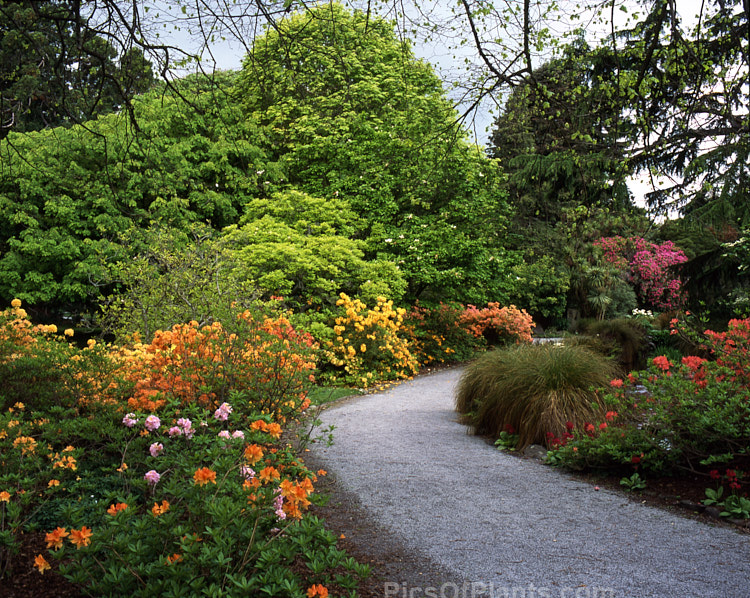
[221,191,407,309]
[488,44,648,323]
[238,2,516,304]
[0,73,273,309]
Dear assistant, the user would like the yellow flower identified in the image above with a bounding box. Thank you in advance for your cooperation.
[34,554,51,574]
[13,402,24,410]
[360,344,367,353]
[64,328,74,337]
[11,298,22,308]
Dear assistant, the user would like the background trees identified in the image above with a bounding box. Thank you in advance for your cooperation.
[0,0,156,139]
[1,0,747,324]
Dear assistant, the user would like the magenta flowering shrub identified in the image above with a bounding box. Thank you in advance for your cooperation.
[595,236,688,310]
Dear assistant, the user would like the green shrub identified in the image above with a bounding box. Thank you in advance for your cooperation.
[549,349,750,476]
[456,343,618,448]
[403,301,483,365]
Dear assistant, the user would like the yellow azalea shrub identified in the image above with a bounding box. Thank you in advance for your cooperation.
[321,293,418,387]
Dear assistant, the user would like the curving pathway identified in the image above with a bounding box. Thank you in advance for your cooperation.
[311,367,750,598]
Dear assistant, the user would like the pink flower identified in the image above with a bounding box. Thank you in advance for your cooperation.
[144,470,161,485]
[144,415,161,432]
[149,442,164,458]
[176,418,194,439]
[122,413,138,428]
[214,402,233,422]
[218,430,231,440]
[240,466,255,480]
[232,430,245,440]
[274,492,286,520]
[168,426,182,437]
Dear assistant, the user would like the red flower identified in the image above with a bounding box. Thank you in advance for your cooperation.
[584,423,595,436]
[652,355,671,371]
[610,379,624,388]
[605,411,618,422]
[598,422,608,431]
[565,421,574,431]
[681,355,707,371]
[631,454,642,464]
[726,469,737,480]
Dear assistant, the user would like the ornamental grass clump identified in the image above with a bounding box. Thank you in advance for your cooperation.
[581,317,647,371]
[456,343,618,449]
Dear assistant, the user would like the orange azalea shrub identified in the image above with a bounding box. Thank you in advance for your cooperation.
[459,303,535,345]
[0,301,119,411]
[119,310,317,422]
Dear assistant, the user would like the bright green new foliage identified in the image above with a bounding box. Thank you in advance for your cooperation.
[238,2,516,304]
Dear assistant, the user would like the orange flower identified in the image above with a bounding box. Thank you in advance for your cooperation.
[316,469,327,477]
[258,466,280,483]
[265,423,282,439]
[34,554,51,574]
[151,500,170,516]
[244,444,264,465]
[45,527,69,550]
[243,478,260,491]
[0,491,10,502]
[165,553,182,565]
[307,583,329,597]
[47,479,60,488]
[69,526,93,549]
[250,420,267,432]
[106,502,128,516]
[193,467,217,486]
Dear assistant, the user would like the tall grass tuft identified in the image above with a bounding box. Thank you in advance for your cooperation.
[456,343,618,448]
[581,317,646,371]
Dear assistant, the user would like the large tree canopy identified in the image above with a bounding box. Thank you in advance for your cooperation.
[0,73,273,306]
[237,3,517,304]
[590,0,749,222]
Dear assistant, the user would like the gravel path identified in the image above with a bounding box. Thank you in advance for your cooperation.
[311,367,750,598]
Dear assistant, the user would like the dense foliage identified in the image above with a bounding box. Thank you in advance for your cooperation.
[238,3,517,305]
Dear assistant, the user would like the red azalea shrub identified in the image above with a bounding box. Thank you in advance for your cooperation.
[703,318,750,387]
[548,337,750,475]
[594,236,688,310]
